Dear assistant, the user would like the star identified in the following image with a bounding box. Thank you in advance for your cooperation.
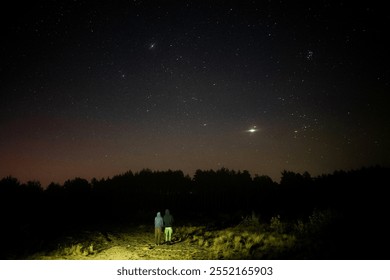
[149,42,156,50]
[306,50,313,60]
[246,126,258,133]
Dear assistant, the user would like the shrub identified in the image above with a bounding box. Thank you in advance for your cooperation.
[270,215,287,233]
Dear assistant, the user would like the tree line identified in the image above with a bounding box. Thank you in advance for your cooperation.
[1,166,388,222]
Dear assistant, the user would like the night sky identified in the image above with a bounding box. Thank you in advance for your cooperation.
[1,1,389,187]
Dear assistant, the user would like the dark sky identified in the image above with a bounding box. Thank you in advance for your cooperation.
[1,1,389,187]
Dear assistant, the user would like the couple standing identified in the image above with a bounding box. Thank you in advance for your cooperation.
[154,209,174,246]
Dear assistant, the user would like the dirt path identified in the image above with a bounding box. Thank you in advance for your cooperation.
[32,225,211,260]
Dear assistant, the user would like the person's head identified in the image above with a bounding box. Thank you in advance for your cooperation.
[157,212,161,217]
[165,209,170,215]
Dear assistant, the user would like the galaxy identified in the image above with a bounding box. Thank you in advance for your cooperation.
[1,1,389,187]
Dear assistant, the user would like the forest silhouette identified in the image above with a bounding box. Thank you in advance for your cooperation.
[1,165,389,259]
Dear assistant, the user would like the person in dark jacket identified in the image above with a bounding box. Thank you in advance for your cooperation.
[163,209,174,244]
[154,212,163,245]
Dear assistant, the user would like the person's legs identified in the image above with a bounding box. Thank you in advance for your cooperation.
[164,227,169,242]
[166,227,173,242]
[155,228,159,245]
[156,228,162,245]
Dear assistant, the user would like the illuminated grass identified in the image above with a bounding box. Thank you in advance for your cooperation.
[28,209,337,259]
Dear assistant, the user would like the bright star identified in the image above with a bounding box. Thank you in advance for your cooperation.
[246,126,258,133]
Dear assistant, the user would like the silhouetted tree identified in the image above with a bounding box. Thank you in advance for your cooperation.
[62,177,92,225]
[252,175,278,218]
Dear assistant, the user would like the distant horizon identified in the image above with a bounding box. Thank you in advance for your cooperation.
[2,164,386,188]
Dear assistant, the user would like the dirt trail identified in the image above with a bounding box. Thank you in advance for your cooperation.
[31,225,211,260]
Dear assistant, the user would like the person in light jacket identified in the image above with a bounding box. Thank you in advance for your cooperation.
[154,212,163,245]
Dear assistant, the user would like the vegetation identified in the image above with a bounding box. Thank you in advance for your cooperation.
[0,166,389,259]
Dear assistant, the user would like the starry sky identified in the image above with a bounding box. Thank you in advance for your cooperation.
[1,1,389,187]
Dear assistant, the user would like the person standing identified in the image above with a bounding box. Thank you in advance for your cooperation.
[163,209,174,244]
[154,212,163,245]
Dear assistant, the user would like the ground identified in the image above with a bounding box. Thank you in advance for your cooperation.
[28,225,216,260]
[23,215,325,260]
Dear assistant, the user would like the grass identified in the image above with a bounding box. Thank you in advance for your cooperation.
[173,209,339,259]
[26,209,340,259]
